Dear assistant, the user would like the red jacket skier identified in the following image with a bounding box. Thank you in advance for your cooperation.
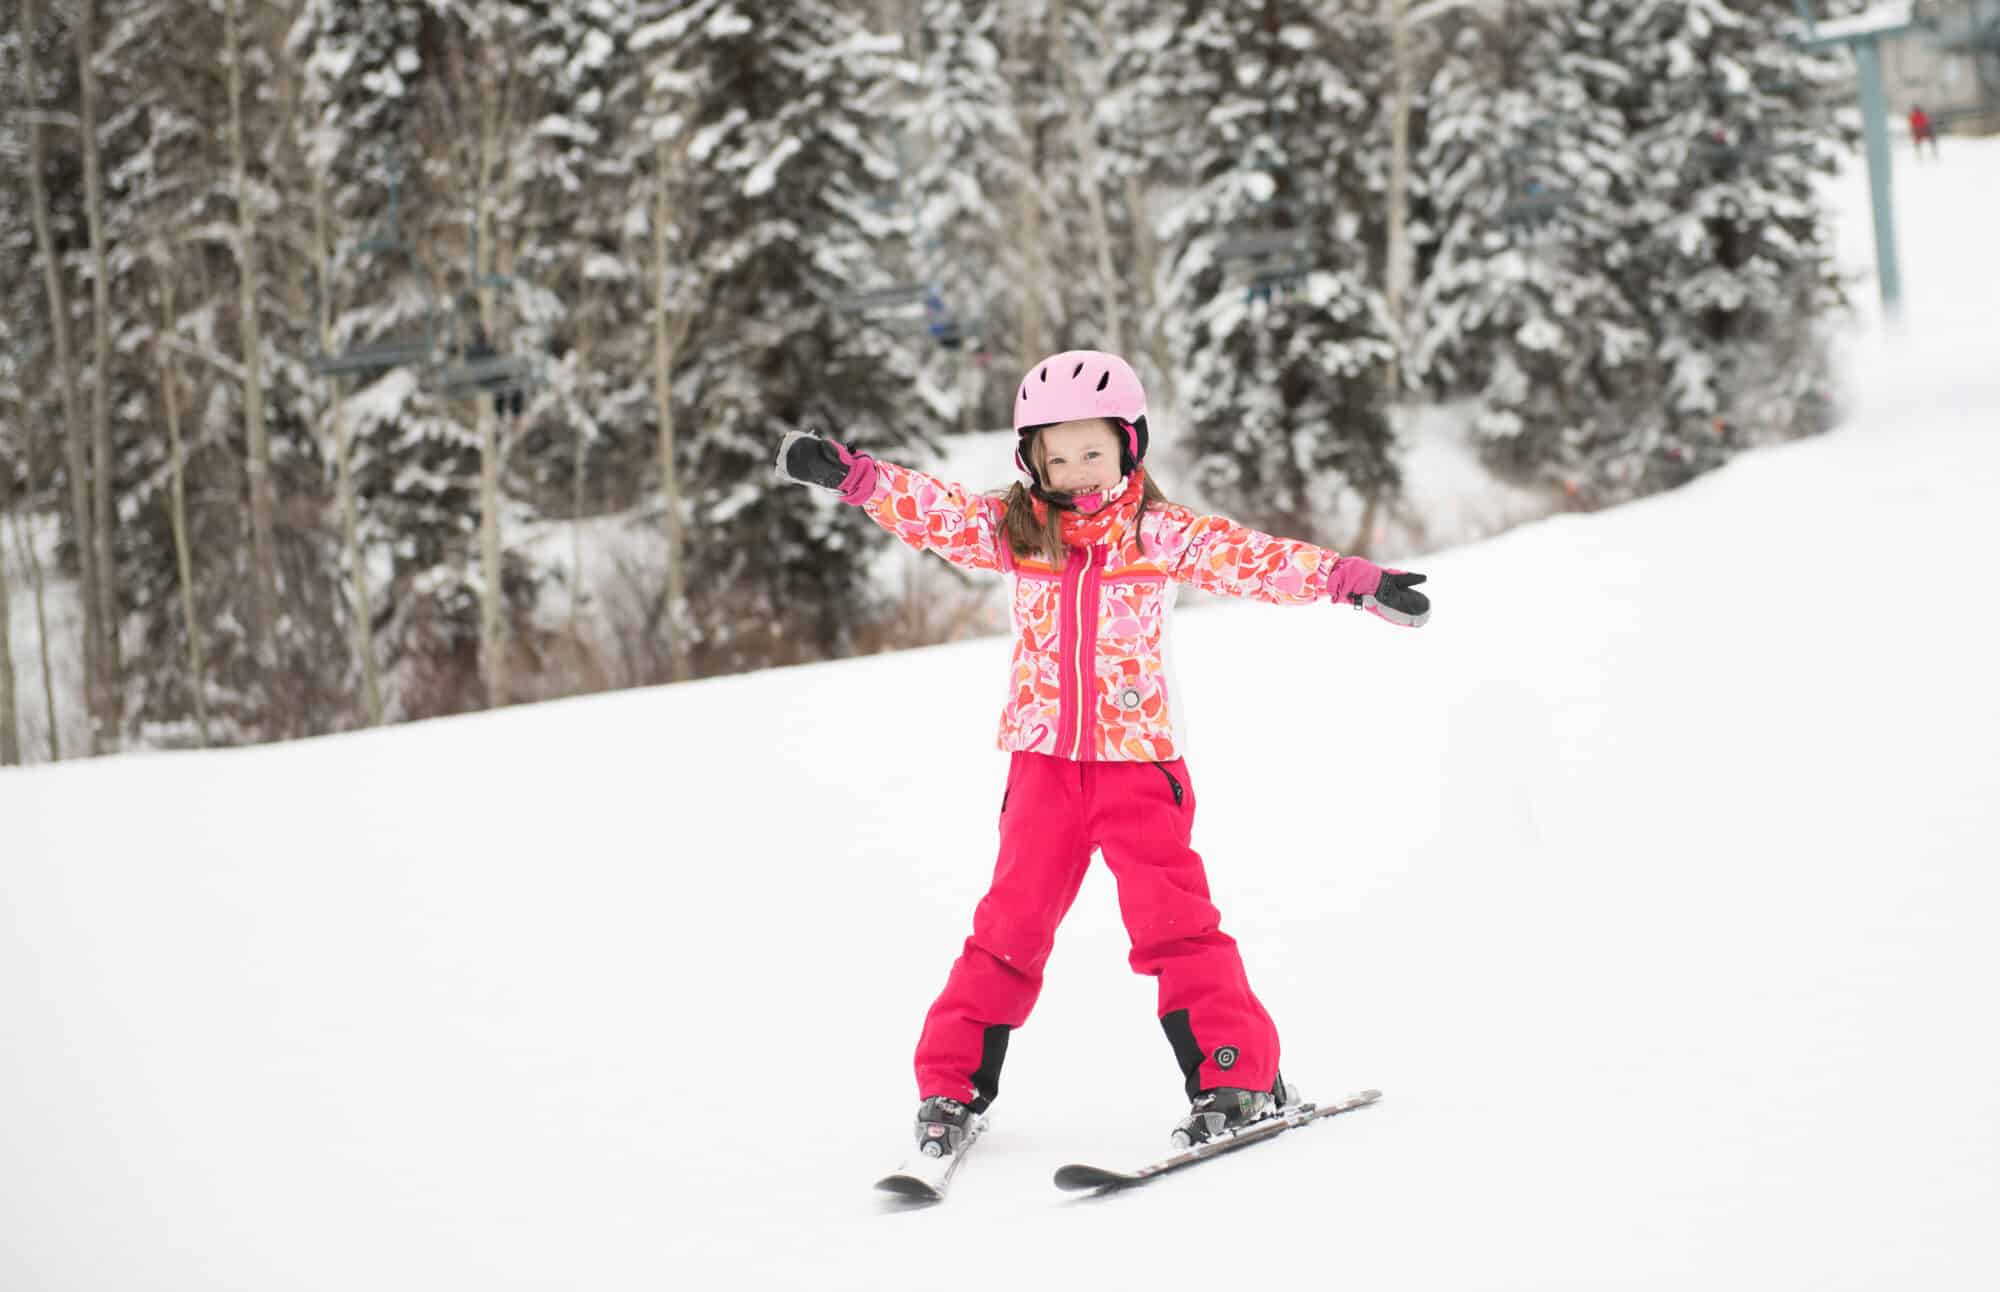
[775,350,1430,1158]
[1909,105,1938,157]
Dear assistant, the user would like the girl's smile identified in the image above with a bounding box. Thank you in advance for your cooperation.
[1038,419,1124,495]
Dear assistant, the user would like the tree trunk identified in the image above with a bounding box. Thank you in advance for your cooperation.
[1121,173,1180,412]
[1384,0,1416,394]
[22,0,101,752]
[312,165,383,726]
[0,519,19,766]
[652,140,692,683]
[478,396,505,708]
[1052,4,1124,355]
[470,79,509,711]
[227,0,280,673]
[569,335,590,643]
[154,278,212,748]
[77,0,121,749]
[1006,5,1048,367]
[11,520,61,760]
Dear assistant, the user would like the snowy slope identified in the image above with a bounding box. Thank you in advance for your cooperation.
[4,145,1998,1292]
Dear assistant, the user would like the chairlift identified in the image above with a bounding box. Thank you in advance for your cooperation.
[426,221,549,419]
[1215,182,1316,305]
[308,163,443,380]
[1692,127,1817,169]
[1499,177,1573,229]
[1931,9,2000,52]
[432,327,535,419]
[431,296,543,419]
[837,281,982,352]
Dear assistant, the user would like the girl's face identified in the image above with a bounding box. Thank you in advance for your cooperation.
[1038,419,1124,494]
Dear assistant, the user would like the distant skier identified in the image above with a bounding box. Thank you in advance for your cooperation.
[774,350,1430,1159]
[1909,105,1939,160]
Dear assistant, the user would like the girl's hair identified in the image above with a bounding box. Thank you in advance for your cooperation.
[998,421,1169,565]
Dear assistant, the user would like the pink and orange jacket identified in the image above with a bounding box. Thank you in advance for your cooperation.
[855,460,1345,763]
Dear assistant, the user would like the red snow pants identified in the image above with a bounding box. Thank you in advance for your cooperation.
[914,752,1280,1110]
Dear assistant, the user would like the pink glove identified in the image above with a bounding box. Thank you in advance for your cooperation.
[1325,557,1430,628]
[775,430,879,504]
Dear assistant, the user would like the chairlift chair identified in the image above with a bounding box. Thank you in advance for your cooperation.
[837,280,981,351]
[1499,180,1573,229]
[1215,187,1315,304]
[431,305,542,418]
[308,169,444,380]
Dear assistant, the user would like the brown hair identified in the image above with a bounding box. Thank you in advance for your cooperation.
[998,422,1170,565]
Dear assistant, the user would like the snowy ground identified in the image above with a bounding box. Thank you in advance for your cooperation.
[4,143,1998,1291]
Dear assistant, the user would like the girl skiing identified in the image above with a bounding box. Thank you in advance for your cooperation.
[774,350,1429,1154]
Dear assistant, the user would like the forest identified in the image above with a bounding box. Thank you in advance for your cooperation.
[0,0,1863,761]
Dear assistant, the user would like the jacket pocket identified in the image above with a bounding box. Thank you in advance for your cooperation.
[1152,762,1184,808]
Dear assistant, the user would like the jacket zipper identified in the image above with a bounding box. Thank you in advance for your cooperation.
[1070,545,1102,759]
[1153,763,1184,807]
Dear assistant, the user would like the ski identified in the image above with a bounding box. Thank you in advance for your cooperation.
[874,1117,986,1203]
[1053,1087,1381,1194]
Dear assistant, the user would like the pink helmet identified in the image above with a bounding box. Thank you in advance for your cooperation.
[1012,349,1150,477]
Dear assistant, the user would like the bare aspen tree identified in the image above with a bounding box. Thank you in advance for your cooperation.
[76,0,120,746]
[11,519,61,760]
[569,335,590,644]
[154,354,211,748]
[227,0,280,667]
[652,139,695,683]
[1005,5,1048,366]
[477,396,505,708]
[1384,0,1417,393]
[154,295,212,749]
[0,514,19,765]
[461,35,518,711]
[310,166,383,726]
[21,0,100,750]
[1051,0,1124,356]
[425,16,510,710]
[1120,173,1180,411]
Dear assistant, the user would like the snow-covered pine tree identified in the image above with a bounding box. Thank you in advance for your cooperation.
[509,2,636,525]
[298,0,548,720]
[1412,2,1660,497]
[1114,1,1399,545]
[898,0,1038,425]
[5,0,106,752]
[1045,0,1155,382]
[631,1,926,674]
[115,0,358,742]
[1582,0,1853,493]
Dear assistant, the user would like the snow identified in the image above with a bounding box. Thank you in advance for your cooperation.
[5,144,2000,1292]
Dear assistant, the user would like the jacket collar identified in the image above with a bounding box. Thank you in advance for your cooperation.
[1031,470,1145,548]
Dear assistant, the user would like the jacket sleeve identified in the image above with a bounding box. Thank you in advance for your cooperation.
[1152,505,1337,605]
[854,460,1007,575]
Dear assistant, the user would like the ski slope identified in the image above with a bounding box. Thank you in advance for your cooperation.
[4,144,1998,1291]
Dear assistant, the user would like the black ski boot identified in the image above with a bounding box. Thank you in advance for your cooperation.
[915,1096,975,1158]
[1170,1072,1294,1148]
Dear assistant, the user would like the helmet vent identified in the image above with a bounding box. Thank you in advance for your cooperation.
[1072,362,1085,378]
[1095,371,1110,391]
[1039,366,1048,382]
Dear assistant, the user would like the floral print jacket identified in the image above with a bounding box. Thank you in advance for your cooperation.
[857,461,1340,762]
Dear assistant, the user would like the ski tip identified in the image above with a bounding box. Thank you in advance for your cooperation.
[874,1174,944,1203]
[1053,1163,1134,1193]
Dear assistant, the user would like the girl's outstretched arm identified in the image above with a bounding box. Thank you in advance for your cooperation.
[1156,506,1429,627]
[774,430,1005,575]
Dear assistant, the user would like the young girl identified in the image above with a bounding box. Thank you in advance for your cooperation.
[775,350,1429,1153]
